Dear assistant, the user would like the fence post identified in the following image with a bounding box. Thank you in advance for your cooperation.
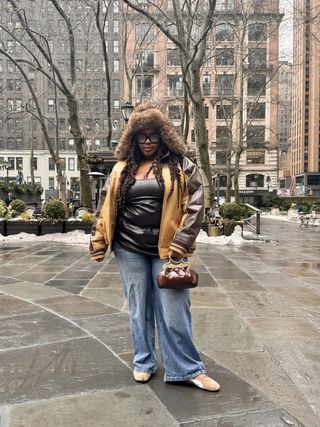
[256,211,261,235]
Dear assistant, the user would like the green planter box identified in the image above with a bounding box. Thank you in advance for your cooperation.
[39,221,65,235]
[6,221,39,236]
[65,221,92,234]
[0,220,6,236]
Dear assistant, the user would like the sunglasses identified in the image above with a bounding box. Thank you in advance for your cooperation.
[136,133,161,144]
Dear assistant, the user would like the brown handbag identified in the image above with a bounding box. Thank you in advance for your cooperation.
[157,258,198,289]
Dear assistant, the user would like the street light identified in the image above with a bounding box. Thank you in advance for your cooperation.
[121,101,134,123]
[3,160,10,185]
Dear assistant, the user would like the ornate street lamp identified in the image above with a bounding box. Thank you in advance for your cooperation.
[3,160,10,185]
[121,101,134,123]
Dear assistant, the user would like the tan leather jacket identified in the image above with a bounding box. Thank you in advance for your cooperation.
[90,156,204,260]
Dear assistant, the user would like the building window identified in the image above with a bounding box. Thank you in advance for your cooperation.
[59,158,66,170]
[247,102,266,119]
[167,75,183,97]
[32,157,38,170]
[135,49,154,68]
[215,23,234,41]
[246,150,265,164]
[68,158,75,171]
[113,20,119,33]
[248,23,267,42]
[59,98,67,112]
[247,74,266,96]
[215,74,234,96]
[136,75,153,98]
[202,75,211,96]
[59,118,66,130]
[168,105,181,119]
[216,48,234,66]
[217,104,232,119]
[216,151,228,165]
[48,99,55,112]
[59,138,66,150]
[49,158,55,170]
[8,157,15,170]
[135,23,155,43]
[49,177,55,189]
[113,0,119,13]
[216,0,235,11]
[247,126,265,148]
[16,157,23,170]
[113,60,119,72]
[246,173,264,187]
[167,48,181,66]
[113,79,120,93]
[216,126,230,148]
[113,100,120,111]
[113,40,120,53]
[248,48,267,68]
[68,138,75,148]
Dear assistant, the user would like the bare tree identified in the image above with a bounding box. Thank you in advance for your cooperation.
[5,0,93,208]
[211,0,281,202]
[121,0,217,207]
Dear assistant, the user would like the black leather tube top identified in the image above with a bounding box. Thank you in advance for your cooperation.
[113,178,164,256]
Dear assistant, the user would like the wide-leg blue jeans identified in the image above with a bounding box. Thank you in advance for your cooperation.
[113,243,206,381]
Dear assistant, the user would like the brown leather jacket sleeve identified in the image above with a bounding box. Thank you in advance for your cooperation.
[169,157,204,256]
[89,175,111,260]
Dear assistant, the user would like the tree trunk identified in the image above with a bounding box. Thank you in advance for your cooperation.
[68,96,92,208]
[191,68,213,208]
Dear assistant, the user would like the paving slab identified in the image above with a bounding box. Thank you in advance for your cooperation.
[180,409,304,426]
[266,341,320,419]
[0,310,85,350]
[0,337,133,405]
[87,272,122,288]
[227,291,301,317]
[36,295,118,319]
[270,286,320,307]
[120,353,300,425]
[7,387,176,427]
[191,289,232,308]
[192,308,263,352]
[0,295,43,319]
[246,317,320,340]
[76,312,133,355]
[15,271,58,284]
[211,350,320,427]
[45,278,91,288]
[81,288,126,311]
[0,282,70,300]
[215,278,266,292]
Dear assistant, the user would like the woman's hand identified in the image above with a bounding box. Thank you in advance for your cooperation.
[168,249,183,261]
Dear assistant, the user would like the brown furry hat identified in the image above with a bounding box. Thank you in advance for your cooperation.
[115,102,187,160]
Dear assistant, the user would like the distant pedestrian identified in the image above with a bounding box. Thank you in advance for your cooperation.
[90,102,220,392]
[4,192,15,206]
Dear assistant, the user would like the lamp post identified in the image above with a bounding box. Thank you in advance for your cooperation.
[88,171,106,210]
[121,101,134,123]
[3,160,10,185]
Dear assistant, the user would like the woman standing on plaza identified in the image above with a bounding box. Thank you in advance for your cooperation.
[90,102,220,392]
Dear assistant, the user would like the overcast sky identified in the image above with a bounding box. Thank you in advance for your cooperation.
[279,0,293,62]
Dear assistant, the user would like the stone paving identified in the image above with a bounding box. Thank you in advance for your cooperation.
[0,218,319,426]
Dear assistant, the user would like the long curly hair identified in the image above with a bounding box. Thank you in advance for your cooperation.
[115,102,187,211]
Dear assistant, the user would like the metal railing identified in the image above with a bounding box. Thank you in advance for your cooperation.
[242,203,261,234]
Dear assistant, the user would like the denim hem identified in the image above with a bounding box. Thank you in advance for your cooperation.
[164,369,206,382]
[134,368,157,375]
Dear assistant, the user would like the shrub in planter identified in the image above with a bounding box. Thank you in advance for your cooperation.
[219,202,244,236]
[65,210,94,234]
[43,200,66,220]
[0,200,7,218]
[7,199,26,218]
[219,203,243,221]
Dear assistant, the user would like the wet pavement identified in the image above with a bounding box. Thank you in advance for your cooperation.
[0,218,319,426]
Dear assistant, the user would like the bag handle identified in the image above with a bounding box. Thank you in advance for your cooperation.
[162,256,190,271]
